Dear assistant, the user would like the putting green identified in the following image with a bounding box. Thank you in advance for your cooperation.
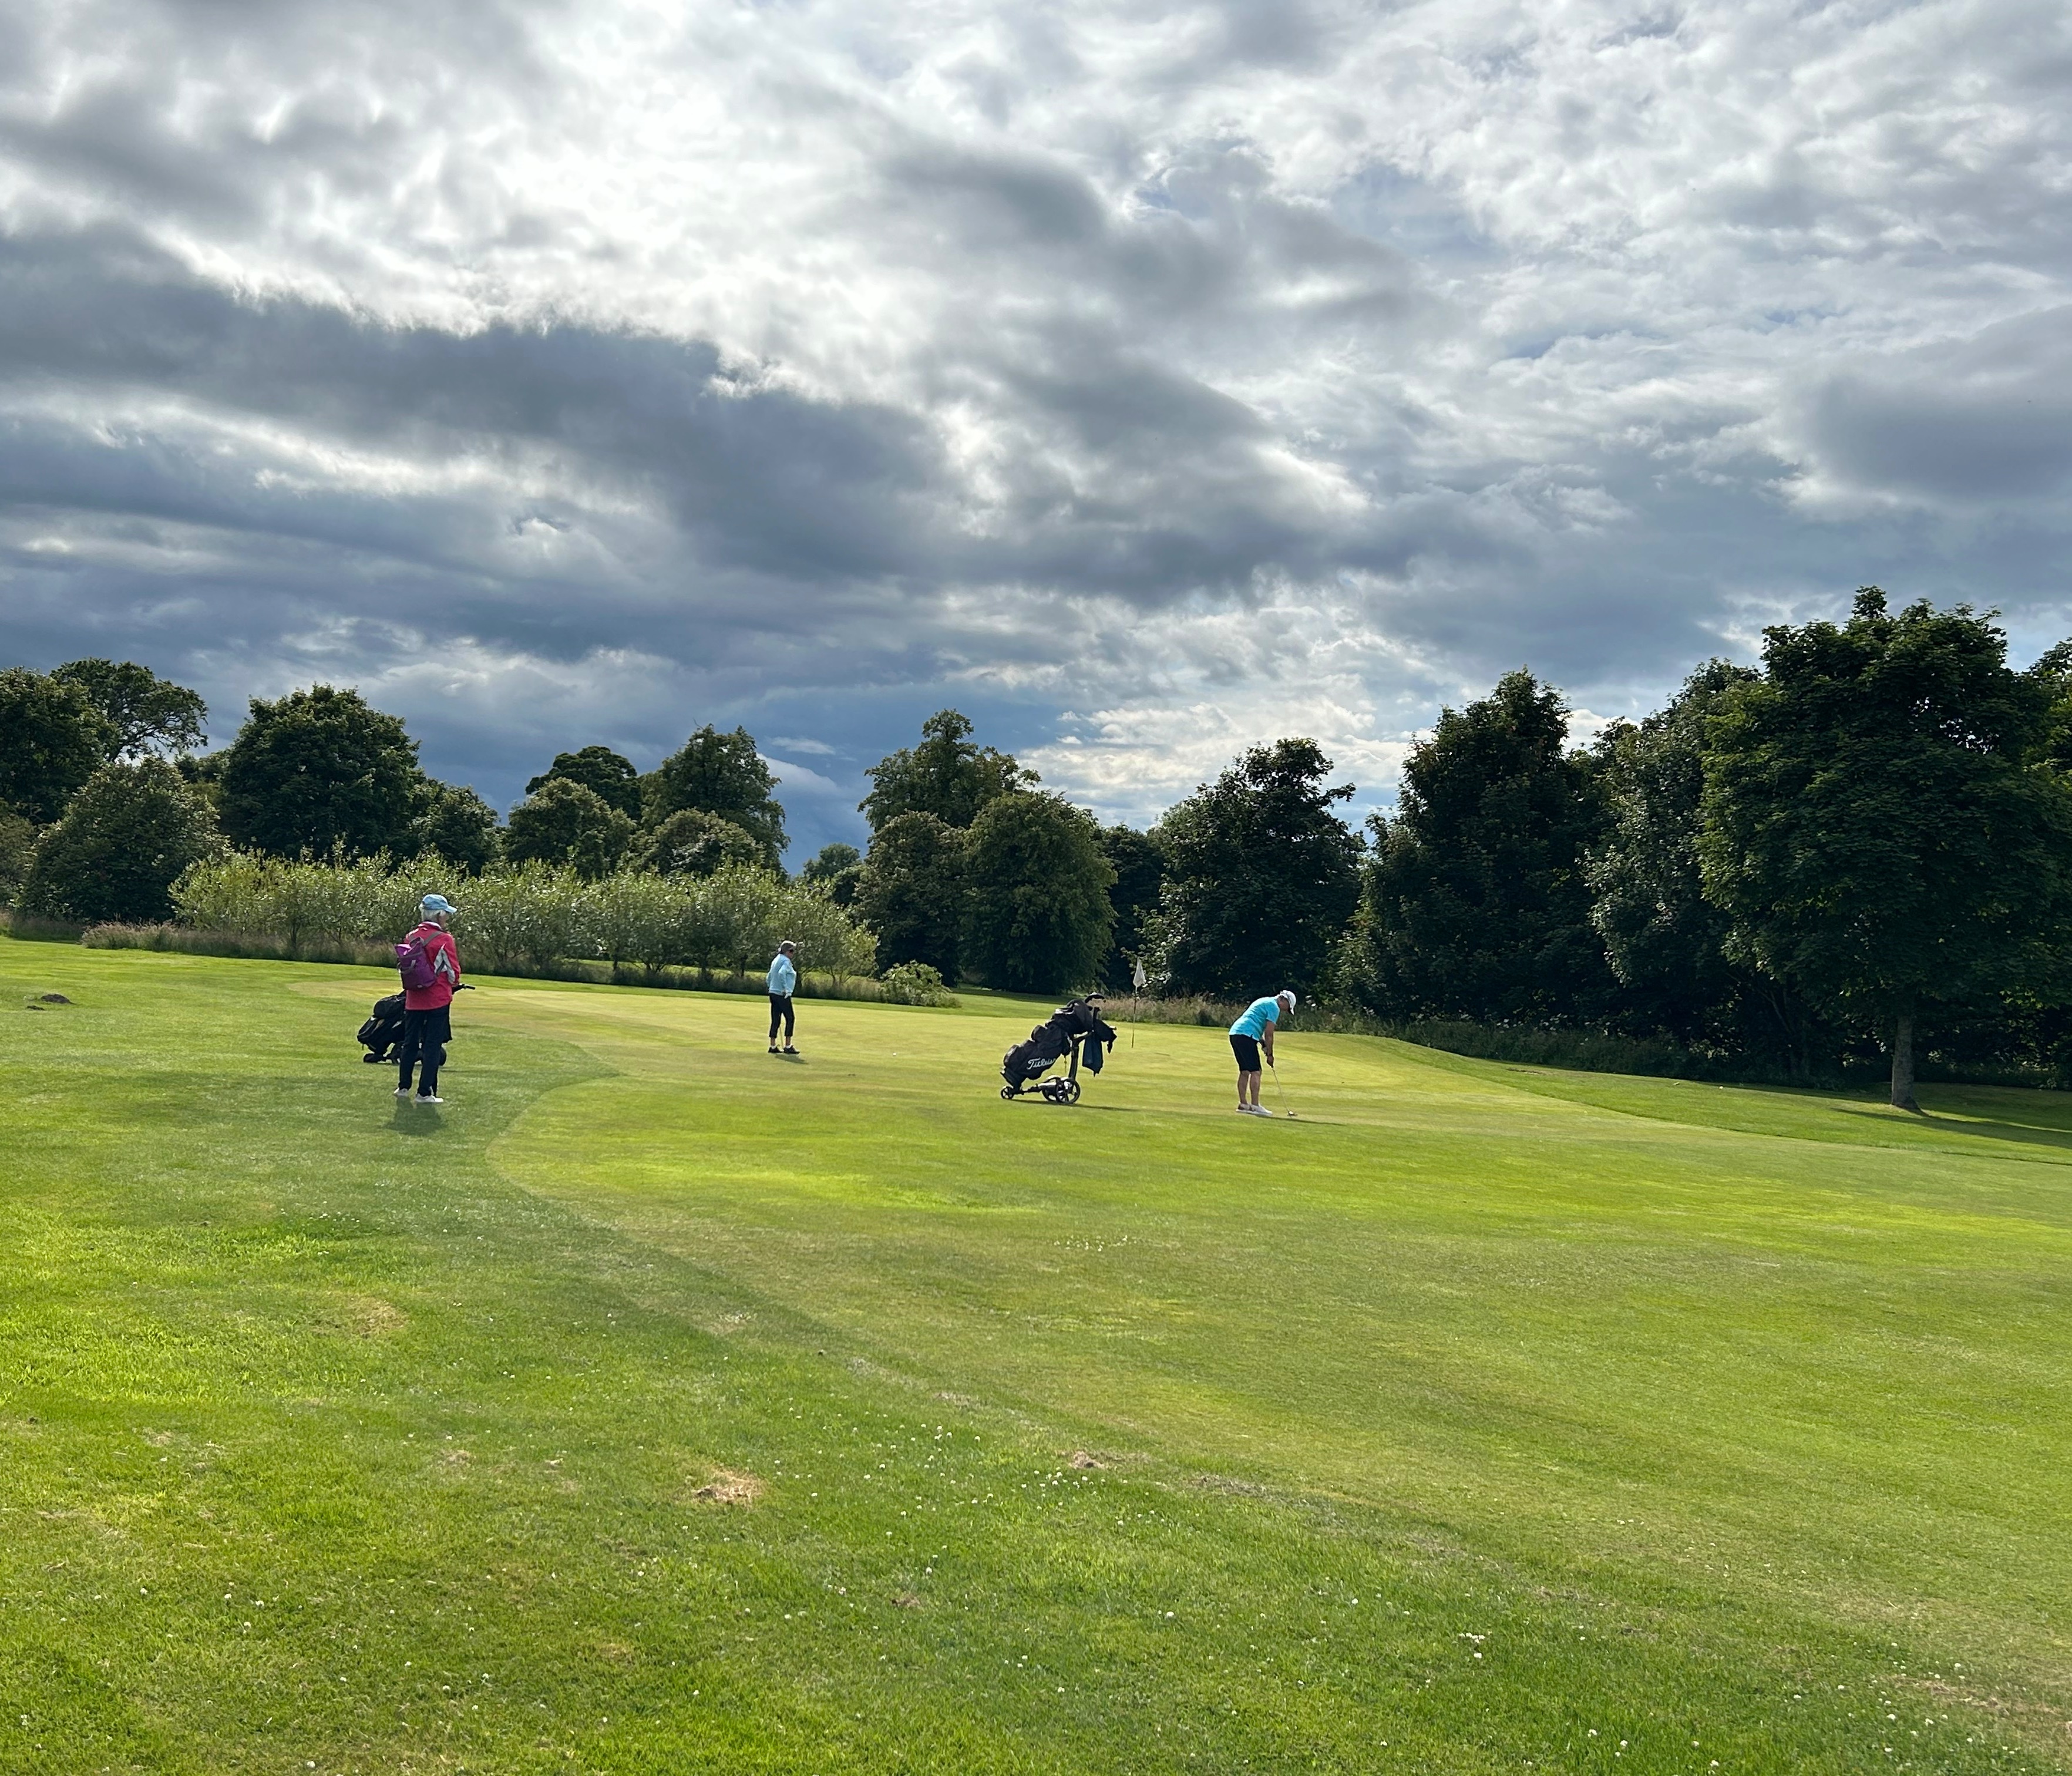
[2,941,2067,1773]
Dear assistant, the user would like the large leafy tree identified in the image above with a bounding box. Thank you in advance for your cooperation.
[1357,671,1614,1024]
[0,809,35,905]
[1587,667,1744,1036]
[51,658,207,759]
[504,778,635,879]
[527,745,642,819]
[860,710,1034,832]
[1700,590,2072,1109]
[1148,738,1361,997]
[856,812,969,979]
[0,667,113,823]
[216,685,425,859]
[1587,663,1832,1071]
[1098,823,1165,989]
[644,726,787,869]
[19,758,220,924]
[800,841,864,907]
[409,782,502,874]
[962,793,1115,993]
[635,808,763,877]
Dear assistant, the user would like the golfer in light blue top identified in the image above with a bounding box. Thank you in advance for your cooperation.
[766,940,800,1055]
[1227,990,1295,1116]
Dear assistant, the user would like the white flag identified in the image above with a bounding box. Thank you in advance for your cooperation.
[1132,957,1148,991]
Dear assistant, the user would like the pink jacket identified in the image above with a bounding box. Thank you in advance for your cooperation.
[403,923,462,1011]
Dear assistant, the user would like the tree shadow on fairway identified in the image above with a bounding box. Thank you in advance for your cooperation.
[1834,1097,2072,1159]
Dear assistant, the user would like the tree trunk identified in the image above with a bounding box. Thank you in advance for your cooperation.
[1889,1011,1919,1111]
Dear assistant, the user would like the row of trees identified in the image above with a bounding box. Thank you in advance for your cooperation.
[842,594,2072,1105]
[9,591,2068,1106]
[0,665,805,924]
[1342,592,2072,1104]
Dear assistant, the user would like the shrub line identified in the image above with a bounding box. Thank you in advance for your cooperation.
[76,922,951,1003]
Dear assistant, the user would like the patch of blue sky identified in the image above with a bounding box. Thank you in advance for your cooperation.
[1326,164,1501,269]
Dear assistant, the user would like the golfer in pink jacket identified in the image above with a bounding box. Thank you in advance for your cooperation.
[397,894,462,1105]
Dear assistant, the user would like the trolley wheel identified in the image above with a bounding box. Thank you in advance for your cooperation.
[1055,1078,1082,1105]
[1001,1086,1017,1100]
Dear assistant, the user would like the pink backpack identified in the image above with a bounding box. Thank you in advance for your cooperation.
[395,933,440,993]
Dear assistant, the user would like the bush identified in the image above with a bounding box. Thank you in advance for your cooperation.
[171,852,443,947]
[458,863,585,973]
[166,855,878,981]
[81,923,394,966]
[19,759,221,924]
[877,961,957,1006]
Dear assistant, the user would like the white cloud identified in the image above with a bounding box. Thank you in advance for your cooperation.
[2,0,2068,849]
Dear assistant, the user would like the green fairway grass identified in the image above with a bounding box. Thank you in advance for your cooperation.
[2,940,2067,1774]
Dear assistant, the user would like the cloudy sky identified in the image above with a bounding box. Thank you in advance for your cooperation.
[2,0,2067,855]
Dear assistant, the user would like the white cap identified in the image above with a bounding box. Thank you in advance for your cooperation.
[1277,988,1298,1006]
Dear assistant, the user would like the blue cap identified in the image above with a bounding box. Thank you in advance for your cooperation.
[421,894,458,917]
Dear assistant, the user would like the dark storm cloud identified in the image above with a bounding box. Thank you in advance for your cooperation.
[1801,307,2072,505]
[0,230,947,587]
[0,214,1450,662]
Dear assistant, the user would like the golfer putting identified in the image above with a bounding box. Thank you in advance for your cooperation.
[1229,989,1296,1117]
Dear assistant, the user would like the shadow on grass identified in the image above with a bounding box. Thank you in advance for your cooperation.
[389,1103,444,1136]
[1820,1090,2072,1156]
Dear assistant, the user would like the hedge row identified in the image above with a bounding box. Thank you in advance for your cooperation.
[169,855,878,980]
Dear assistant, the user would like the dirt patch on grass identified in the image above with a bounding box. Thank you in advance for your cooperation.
[689,1468,765,1506]
[315,1294,409,1338]
[1190,1472,1272,1498]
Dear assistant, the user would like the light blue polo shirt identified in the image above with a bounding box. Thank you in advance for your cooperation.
[1229,995,1282,1041]
[768,951,798,994]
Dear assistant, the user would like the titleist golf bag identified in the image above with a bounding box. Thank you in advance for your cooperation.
[358,991,408,1064]
[1000,996,1118,1105]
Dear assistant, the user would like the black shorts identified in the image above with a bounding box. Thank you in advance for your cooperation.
[1229,1032,1262,1072]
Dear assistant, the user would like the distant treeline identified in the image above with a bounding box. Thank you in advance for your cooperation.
[7,588,2072,1102]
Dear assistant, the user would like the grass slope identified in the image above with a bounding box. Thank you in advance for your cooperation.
[1,941,2067,1774]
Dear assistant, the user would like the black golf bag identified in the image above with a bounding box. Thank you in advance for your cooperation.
[358,991,408,1064]
[1000,997,1118,1105]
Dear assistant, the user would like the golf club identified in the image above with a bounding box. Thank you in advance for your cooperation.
[1269,1057,1297,1118]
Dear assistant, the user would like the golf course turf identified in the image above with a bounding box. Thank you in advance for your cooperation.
[2,941,2067,1773]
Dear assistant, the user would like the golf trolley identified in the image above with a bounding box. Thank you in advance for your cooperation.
[1000,996,1118,1106]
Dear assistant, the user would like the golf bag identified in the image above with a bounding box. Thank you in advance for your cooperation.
[1000,997,1118,1105]
[357,992,408,1065]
